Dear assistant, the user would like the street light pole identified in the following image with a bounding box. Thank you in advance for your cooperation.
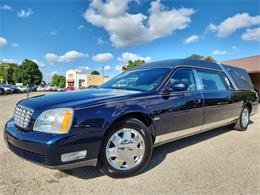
[102,66,105,83]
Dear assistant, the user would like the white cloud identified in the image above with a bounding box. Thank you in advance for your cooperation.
[84,0,195,48]
[45,50,88,63]
[104,65,112,71]
[118,52,151,64]
[205,23,218,33]
[97,37,105,44]
[77,66,90,71]
[232,46,239,51]
[212,50,227,55]
[0,59,17,63]
[32,59,45,67]
[49,31,57,36]
[184,35,199,44]
[92,53,114,63]
[11,43,19,47]
[17,8,34,17]
[241,27,260,42]
[78,24,84,29]
[0,4,12,11]
[207,13,260,37]
[0,37,7,47]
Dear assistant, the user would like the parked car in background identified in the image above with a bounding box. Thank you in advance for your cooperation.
[46,84,57,91]
[27,84,37,92]
[37,86,46,92]
[4,59,259,178]
[17,86,28,93]
[65,86,75,91]
[57,87,65,92]
[10,85,20,93]
[0,84,12,94]
[0,86,5,95]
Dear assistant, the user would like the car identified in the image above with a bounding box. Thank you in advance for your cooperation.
[0,83,12,94]
[46,84,57,91]
[17,86,29,93]
[0,86,5,95]
[27,84,37,92]
[37,86,46,92]
[65,86,75,91]
[10,85,20,93]
[57,87,65,92]
[4,59,259,178]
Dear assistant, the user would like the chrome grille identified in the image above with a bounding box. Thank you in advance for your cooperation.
[14,106,33,128]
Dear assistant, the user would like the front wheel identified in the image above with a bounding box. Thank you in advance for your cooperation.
[98,118,153,178]
[233,106,250,131]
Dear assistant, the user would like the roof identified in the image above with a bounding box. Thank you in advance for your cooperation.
[134,59,222,71]
[222,55,260,73]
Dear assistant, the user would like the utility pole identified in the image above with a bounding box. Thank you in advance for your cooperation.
[102,66,105,83]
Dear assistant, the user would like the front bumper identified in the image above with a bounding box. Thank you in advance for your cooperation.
[4,119,102,170]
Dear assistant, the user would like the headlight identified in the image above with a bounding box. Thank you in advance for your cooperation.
[33,108,74,134]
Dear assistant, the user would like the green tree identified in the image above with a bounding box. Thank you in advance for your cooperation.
[123,59,145,71]
[186,54,204,60]
[13,59,42,85]
[0,63,18,84]
[51,74,65,87]
[12,66,23,83]
[91,70,100,75]
[58,76,65,88]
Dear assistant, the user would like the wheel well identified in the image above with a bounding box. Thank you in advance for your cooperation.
[108,112,156,143]
[245,102,252,113]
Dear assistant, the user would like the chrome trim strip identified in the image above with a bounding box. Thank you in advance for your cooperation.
[154,117,238,147]
[154,125,201,147]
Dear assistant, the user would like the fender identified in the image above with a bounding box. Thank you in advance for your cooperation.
[104,104,157,139]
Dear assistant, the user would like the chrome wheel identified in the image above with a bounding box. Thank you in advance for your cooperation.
[106,128,145,170]
[241,108,249,127]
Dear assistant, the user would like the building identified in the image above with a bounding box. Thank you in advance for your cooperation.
[222,55,260,92]
[65,69,110,89]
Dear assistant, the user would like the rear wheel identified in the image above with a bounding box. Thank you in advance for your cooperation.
[98,118,153,178]
[233,106,250,131]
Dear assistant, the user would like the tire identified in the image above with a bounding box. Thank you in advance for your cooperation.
[233,106,250,131]
[98,118,153,178]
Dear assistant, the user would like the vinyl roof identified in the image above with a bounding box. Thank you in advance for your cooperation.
[134,59,222,71]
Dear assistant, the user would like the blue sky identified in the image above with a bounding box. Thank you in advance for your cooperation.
[0,0,259,81]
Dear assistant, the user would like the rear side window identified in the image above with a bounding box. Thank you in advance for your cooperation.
[227,70,253,90]
[196,70,228,91]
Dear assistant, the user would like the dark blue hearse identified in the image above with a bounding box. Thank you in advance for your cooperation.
[4,59,259,178]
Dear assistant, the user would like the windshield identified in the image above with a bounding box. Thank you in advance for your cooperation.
[101,68,170,91]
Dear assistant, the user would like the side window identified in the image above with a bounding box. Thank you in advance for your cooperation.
[169,69,196,91]
[228,70,253,90]
[196,70,228,91]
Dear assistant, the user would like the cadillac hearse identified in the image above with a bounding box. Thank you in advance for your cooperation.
[4,59,259,178]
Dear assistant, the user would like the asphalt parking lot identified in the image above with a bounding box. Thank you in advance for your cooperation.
[0,92,260,195]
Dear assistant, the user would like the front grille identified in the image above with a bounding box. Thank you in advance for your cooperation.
[14,106,33,128]
[8,142,46,163]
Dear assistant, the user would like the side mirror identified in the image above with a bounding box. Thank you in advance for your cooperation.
[169,82,187,92]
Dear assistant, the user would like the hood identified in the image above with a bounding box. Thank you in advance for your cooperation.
[18,88,142,111]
